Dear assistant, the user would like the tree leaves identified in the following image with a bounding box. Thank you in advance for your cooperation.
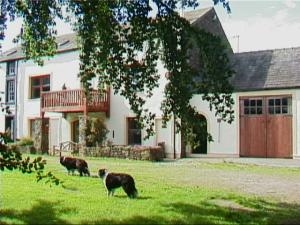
[0,0,233,147]
[0,132,63,186]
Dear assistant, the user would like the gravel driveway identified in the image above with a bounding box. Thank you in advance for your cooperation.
[165,158,300,203]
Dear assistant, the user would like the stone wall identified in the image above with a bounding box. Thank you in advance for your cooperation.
[16,145,37,154]
[82,145,164,161]
[32,119,42,154]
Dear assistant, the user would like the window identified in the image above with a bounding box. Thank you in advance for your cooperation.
[7,61,16,76]
[243,99,263,115]
[5,61,16,103]
[268,97,292,115]
[127,118,141,145]
[5,116,14,140]
[6,80,15,103]
[30,75,50,99]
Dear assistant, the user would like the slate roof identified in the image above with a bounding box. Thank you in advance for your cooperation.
[184,7,231,50]
[231,47,300,91]
[184,7,212,23]
[0,33,78,62]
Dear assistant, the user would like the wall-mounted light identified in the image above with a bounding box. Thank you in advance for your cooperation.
[217,118,222,143]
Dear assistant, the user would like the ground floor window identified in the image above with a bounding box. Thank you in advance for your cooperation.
[127,117,141,145]
[5,116,15,140]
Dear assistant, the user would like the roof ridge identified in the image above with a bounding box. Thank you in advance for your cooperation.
[235,46,300,55]
[183,7,214,22]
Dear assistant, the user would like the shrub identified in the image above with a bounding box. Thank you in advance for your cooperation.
[85,117,109,147]
[18,136,34,146]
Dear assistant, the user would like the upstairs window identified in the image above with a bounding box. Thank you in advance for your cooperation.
[5,61,16,103]
[6,80,15,103]
[30,75,50,99]
[7,61,16,76]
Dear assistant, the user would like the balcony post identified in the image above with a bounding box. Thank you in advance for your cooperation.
[78,115,87,156]
[32,114,48,155]
[32,118,43,154]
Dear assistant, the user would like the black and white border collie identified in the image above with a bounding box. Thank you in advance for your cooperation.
[59,152,90,176]
[98,168,138,199]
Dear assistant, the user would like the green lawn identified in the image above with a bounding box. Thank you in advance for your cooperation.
[1,155,300,224]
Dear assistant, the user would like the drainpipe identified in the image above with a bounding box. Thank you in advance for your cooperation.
[14,60,18,141]
[173,114,176,159]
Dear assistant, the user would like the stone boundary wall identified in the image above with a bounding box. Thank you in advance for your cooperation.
[83,145,164,161]
[15,145,37,154]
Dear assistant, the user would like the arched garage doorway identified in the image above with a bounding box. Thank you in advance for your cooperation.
[191,114,208,154]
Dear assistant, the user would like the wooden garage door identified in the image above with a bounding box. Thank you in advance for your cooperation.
[240,96,292,158]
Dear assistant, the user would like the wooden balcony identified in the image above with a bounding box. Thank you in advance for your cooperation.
[41,89,110,116]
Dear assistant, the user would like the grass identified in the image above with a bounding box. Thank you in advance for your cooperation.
[1,155,300,224]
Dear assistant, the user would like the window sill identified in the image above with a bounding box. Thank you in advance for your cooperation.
[28,98,40,102]
[5,102,15,105]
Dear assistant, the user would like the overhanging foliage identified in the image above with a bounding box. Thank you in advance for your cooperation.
[0,0,233,147]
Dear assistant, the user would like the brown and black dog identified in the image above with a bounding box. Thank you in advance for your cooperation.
[98,168,138,198]
[60,152,90,176]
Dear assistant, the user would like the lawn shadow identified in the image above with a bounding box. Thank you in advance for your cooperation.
[0,200,74,225]
[80,215,172,225]
[112,195,152,200]
[161,198,300,224]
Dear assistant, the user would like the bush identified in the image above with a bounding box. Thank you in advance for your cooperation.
[85,117,109,147]
[18,136,34,146]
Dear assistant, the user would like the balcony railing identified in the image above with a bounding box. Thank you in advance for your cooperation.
[41,89,110,115]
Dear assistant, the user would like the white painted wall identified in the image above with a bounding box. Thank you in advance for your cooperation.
[4,46,300,159]
[0,63,6,133]
[189,93,239,156]
[17,51,80,138]
[8,49,177,156]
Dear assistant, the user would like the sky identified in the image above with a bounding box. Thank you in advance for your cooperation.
[196,0,300,52]
[1,0,300,53]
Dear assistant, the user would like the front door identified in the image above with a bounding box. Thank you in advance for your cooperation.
[42,118,49,154]
[240,96,292,158]
[72,120,79,143]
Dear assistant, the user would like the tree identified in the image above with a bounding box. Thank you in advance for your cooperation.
[0,0,233,149]
[0,131,62,185]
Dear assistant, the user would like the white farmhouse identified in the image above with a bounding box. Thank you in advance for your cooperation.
[1,7,300,159]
